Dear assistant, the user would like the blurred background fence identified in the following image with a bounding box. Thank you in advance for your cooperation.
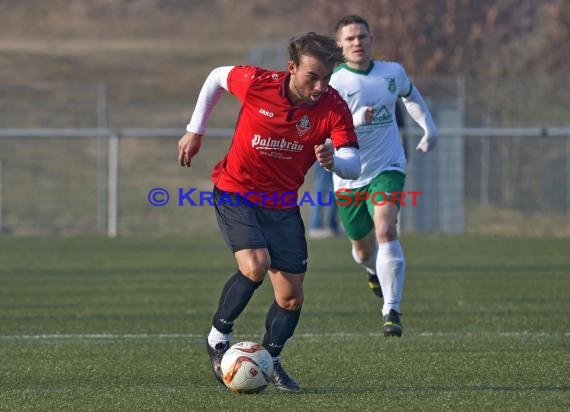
[0,74,569,237]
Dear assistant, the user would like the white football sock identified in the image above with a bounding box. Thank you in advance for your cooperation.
[376,240,406,316]
[207,326,231,348]
[352,243,378,275]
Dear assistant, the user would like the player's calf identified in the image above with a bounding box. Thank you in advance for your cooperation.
[367,270,383,300]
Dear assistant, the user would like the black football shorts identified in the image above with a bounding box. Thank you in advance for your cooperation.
[213,186,308,274]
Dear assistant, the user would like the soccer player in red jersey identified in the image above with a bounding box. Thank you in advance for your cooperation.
[178,32,360,392]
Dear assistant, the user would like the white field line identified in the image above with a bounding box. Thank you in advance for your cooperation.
[0,332,568,341]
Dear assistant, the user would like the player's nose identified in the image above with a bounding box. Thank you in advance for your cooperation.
[314,80,327,92]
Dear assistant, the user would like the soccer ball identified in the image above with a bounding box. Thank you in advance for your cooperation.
[220,341,273,393]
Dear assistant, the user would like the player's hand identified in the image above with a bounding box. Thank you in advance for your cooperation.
[178,132,202,167]
[416,134,437,153]
[314,143,334,170]
[364,107,375,124]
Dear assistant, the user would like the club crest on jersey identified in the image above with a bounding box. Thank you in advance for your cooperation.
[385,76,396,93]
[296,115,311,137]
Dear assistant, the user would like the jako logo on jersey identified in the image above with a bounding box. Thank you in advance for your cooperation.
[251,134,304,152]
[258,108,274,118]
[295,115,311,137]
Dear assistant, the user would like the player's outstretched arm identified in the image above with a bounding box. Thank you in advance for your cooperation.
[402,87,438,153]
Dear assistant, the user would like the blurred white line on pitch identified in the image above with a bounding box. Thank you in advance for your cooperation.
[0,332,568,340]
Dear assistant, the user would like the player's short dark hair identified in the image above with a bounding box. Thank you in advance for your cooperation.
[288,32,345,66]
[334,14,371,34]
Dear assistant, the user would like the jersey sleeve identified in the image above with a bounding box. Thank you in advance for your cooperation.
[395,63,413,98]
[186,66,233,134]
[226,65,261,102]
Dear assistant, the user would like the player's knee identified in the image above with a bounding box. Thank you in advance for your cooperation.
[239,260,270,282]
[275,295,304,311]
[353,247,373,264]
[375,222,398,242]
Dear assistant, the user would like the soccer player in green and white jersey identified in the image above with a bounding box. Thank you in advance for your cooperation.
[331,15,438,337]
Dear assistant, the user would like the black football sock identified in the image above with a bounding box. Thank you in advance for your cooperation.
[262,301,301,358]
[212,271,262,334]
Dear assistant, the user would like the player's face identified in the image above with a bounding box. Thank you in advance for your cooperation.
[337,23,373,70]
[287,54,333,105]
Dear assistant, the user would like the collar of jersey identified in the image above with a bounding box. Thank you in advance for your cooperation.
[279,72,290,97]
[334,61,374,75]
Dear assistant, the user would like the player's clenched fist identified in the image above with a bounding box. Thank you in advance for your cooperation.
[314,143,334,170]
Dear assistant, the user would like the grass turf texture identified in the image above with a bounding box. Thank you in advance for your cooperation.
[0,235,569,411]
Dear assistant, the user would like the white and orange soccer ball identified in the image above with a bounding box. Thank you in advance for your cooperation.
[220,341,273,393]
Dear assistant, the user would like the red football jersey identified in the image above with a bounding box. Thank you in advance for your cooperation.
[211,65,358,208]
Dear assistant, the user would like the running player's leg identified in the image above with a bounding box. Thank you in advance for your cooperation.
[261,206,307,392]
[206,187,269,382]
[374,200,405,337]
[351,232,382,299]
[365,171,406,337]
[209,248,269,346]
[337,187,382,299]
[264,269,304,392]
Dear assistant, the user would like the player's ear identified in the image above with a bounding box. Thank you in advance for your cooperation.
[287,60,296,75]
[336,37,342,48]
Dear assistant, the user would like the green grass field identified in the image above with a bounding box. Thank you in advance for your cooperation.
[1,235,569,411]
